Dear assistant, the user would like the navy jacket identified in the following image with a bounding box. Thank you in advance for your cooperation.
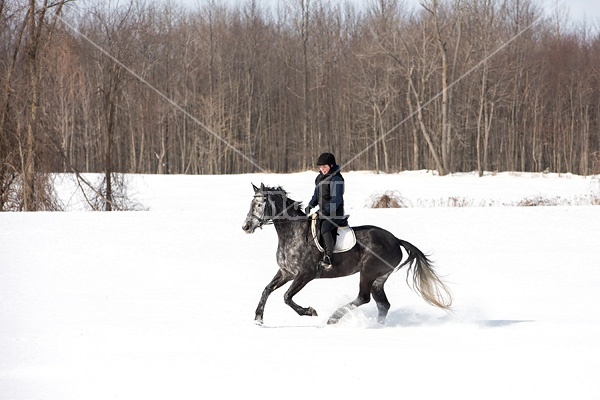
[308,164,345,219]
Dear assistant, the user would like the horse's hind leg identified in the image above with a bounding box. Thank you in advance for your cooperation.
[327,277,373,324]
[371,273,392,324]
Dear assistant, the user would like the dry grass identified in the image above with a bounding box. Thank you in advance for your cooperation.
[516,191,600,207]
[516,196,562,206]
[367,179,600,208]
[368,191,600,208]
[417,197,479,207]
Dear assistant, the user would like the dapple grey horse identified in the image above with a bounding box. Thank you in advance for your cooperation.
[242,183,452,325]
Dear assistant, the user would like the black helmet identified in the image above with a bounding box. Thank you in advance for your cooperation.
[316,152,336,166]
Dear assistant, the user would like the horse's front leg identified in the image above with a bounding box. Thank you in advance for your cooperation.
[284,274,318,317]
[255,270,290,325]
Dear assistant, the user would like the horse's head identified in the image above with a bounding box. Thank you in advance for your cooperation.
[242,183,273,234]
[242,183,304,233]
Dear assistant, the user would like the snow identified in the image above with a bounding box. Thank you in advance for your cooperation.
[1,170,600,399]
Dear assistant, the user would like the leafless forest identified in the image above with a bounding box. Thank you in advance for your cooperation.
[1,0,600,210]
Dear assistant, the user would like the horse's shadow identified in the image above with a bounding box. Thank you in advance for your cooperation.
[366,308,534,329]
[475,319,534,328]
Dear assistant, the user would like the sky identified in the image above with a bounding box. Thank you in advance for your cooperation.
[403,0,600,23]
[542,0,600,23]
[200,0,600,25]
[1,170,600,399]
[518,0,595,23]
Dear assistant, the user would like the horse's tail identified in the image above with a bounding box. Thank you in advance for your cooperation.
[398,239,453,311]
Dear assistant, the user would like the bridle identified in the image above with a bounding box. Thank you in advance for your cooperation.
[247,191,309,229]
[246,193,273,229]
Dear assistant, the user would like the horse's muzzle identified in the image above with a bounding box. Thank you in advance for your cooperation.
[242,220,255,233]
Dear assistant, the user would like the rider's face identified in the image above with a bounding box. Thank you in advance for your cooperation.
[319,164,331,174]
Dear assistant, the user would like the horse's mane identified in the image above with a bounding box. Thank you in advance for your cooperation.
[262,185,305,215]
[263,185,285,193]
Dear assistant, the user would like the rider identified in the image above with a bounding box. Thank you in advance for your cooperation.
[304,152,345,271]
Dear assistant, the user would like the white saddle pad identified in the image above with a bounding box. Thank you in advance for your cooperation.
[310,214,356,253]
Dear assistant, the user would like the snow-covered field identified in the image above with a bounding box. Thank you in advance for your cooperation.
[2,170,600,399]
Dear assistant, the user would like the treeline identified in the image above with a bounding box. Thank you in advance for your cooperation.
[1,0,600,210]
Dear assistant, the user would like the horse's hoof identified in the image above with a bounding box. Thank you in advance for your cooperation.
[327,309,345,324]
[254,317,264,326]
[307,307,318,317]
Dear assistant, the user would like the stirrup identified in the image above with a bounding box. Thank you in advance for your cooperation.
[318,255,333,271]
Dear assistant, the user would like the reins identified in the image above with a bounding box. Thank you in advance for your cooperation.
[252,192,319,246]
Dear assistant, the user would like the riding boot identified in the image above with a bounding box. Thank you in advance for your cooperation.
[319,230,334,271]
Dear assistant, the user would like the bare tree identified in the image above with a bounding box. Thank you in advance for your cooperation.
[0,0,68,210]
[2,0,600,196]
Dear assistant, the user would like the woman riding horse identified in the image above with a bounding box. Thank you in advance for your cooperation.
[304,152,346,272]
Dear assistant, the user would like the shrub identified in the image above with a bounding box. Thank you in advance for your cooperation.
[367,190,410,208]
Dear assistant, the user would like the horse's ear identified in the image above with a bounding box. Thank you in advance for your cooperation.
[260,183,266,191]
[252,183,259,193]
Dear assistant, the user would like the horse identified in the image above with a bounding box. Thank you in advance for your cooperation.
[241,183,452,325]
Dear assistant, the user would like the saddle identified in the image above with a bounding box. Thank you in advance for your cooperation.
[310,213,356,253]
